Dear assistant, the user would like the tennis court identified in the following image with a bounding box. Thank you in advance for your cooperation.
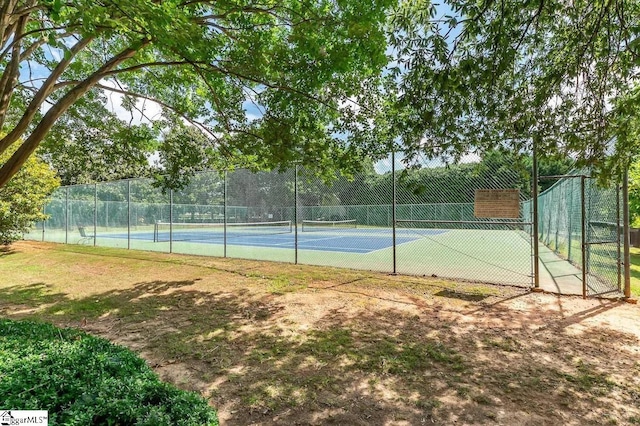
[25,162,625,295]
[27,214,535,286]
[103,220,447,254]
[51,221,530,287]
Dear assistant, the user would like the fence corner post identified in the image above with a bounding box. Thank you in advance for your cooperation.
[623,169,631,299]
[532,137,540,288]
[581,175,587,299]
[294,165,298,265]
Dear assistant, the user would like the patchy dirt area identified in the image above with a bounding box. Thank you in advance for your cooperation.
[2,241,640,425]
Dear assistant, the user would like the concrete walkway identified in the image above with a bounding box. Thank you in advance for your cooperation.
[537,244,622,297]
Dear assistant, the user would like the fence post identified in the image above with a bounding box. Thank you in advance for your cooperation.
[617,176,622,292]
[65,186,69,244]
[94,183,97,247]
[553,185,566,253]
[42,205,45,242]
[532,137,540,288]
[223,171,227,258]
[294,166,298,264]
[568,182,572,261]
[623,169,631,298]
[127,180,131,250]
[222,170,228,257]
[392,151,397,274]
[581,175,587,298]
[169,189,173,254]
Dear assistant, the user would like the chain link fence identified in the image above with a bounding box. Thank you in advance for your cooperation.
[393,152,533,285]
[537,171,623,296]
[25,155,626,294]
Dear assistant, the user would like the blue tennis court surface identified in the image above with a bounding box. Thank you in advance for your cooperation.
[105,228,448,254]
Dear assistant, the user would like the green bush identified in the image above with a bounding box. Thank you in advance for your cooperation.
[0,142,59,245]
[0,319,218,425]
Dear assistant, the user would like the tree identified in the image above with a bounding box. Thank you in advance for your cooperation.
[39,98,159,185]
[0,142,58,244]
[154,125,230,191]
[385,0,639,177]
[0,0,393,189]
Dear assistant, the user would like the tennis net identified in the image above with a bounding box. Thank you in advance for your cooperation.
[301,219,357,232]
[154,221,292,242]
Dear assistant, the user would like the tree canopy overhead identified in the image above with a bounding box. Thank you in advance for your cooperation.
[2,0,638,191]
[0,0,393,188]
[386,0,640,175]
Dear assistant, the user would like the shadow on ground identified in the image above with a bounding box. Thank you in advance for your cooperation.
[0,280,638,426]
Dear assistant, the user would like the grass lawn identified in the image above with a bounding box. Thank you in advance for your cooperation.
[629,247,640,297]
[2,241,640,425]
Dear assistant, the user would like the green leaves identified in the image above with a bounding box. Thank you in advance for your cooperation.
[0,142,59,245]
[40,97,159,186]
[0,319,219,425]
[387,0,640,177]
[1,0,395,188]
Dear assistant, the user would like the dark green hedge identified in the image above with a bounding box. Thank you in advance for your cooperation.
[0,319,218,425]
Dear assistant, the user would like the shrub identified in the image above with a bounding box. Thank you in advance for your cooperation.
[0,319,218,425]
[0,144,59,245]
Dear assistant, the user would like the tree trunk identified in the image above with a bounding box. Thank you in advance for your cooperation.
[0,39,150,188]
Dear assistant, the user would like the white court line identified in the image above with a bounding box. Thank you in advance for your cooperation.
[175,234,382,254]
[296,235,347,243]
[221,234,347,247]
[229,236,374,253]
[222,240,372,253]
[237,235,348,247]
[365,237,427,254]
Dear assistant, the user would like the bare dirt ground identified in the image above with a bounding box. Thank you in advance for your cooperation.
[1,241,640,425]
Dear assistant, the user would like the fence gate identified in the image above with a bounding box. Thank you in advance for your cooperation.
[538,172,623,297]
[584,176,623,296]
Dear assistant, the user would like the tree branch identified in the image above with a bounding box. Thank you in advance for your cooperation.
[0,25,75,63]
[197,61,337,111]
[93,82,226,145]
[0,38,151,187]
[0,35,94,154]
[0,0,19,46]
[0,14,26,129]
[101,60,193,76]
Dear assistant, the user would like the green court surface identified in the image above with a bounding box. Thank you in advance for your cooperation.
[26,226,535,287]
[25,224,623,295]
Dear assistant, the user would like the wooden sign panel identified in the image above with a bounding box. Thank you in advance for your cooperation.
[474,189,520,219]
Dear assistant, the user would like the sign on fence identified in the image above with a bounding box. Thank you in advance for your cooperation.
[474,189,520,218]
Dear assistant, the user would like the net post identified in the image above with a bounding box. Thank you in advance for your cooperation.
[223,170,227,258]
[392,150,397,275]
[623,169,631,298]
[94,183,97,247]
[581,175,587,298]
[294,166,298,264]
[169,189,173,254]
[532,137,540,288]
